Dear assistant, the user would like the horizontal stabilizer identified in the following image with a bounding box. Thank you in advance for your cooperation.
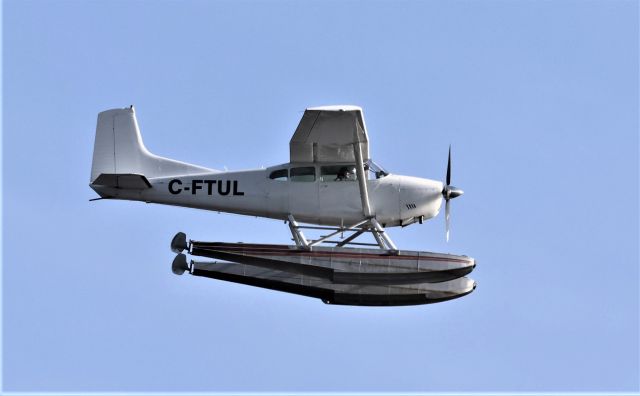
[91,173,151,189]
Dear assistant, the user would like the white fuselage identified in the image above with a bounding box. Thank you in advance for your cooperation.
[92,163,444,228]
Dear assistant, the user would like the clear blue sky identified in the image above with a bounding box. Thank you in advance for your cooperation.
[3,0,638,392]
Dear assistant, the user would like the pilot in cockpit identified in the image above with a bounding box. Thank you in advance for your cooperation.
[335,166,356,181]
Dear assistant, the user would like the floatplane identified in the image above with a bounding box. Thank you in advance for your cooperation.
[90,105,475,306]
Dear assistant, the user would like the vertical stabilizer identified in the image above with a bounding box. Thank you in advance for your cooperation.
[90,106,214,183]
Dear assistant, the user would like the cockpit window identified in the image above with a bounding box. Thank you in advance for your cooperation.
[269,168,288,181]
[290,166,315,182]
[320,165,357,182]
[365,160,389,179]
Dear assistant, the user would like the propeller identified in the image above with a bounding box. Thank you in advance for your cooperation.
[442,145,464,242]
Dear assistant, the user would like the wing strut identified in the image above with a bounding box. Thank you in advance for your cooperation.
[353,142,398,253]
[353,142,372,218]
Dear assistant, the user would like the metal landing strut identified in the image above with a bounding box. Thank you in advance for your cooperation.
[285,214,398,253]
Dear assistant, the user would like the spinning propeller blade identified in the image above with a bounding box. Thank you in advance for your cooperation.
[442,145,463,242]
[446,145,452,186]
[445,199,451,242]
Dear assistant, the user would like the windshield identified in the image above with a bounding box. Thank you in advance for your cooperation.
[365,160,388,179]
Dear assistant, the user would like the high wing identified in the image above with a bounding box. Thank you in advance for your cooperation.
[289,105,369,163]
[288,105,396,250]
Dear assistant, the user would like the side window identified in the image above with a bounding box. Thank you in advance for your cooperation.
[320,165,357,182]
[269,168,288,181]
[290,166,316,182]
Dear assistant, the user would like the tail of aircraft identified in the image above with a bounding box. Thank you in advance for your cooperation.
[90,106,213,187]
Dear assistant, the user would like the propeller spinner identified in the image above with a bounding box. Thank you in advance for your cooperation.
[442,146,464,242]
